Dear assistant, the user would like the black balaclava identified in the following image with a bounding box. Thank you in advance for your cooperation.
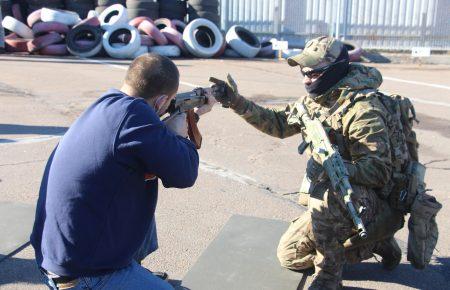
[305,48,350,99]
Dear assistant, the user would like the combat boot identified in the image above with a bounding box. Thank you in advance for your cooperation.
[373,237,402,270]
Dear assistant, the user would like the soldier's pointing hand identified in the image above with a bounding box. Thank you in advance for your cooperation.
[209,74,240,108]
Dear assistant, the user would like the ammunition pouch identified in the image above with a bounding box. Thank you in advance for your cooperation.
[386,161,426,214]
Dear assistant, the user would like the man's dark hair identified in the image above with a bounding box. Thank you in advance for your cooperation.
[124,53,180,99]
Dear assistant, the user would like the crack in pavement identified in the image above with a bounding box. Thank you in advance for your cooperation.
[423,158,449,166]
[0,159,46,167]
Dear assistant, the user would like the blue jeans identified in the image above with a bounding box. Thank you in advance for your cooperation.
[41,261,173,290]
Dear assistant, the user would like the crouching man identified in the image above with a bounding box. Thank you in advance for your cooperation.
[31,54,213,290]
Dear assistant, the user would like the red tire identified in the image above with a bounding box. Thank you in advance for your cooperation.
[161,26,187,54]
[5,37,30,53]
[343,41,363,62]
[129,16,154,28]
[74,16,101,28]
[27,32,64,53]
[138,20,167,45]
[40,44,68,56]
[32,22,69,36]
[12,3,24,23]
[140,35,154,46]
[27,9,42,27]
[154,18,174,30]
[171,19,186,33]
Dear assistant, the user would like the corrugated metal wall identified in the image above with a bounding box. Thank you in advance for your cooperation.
[221,0,450,50]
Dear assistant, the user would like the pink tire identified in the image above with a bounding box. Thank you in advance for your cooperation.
[140,35,154,46]
[27,32,64,53]
[27,9,42,27]
[32,22,70,36]
[213,37,226,57]
[129,16,154,28]
[171,19,186,33]
[343,41,363,62]
[74,16,101,28]
[161,26,187,54]
[5,38,30,53]
[138,20,167,45]
[154,18,174,30]
[40,44,68,56]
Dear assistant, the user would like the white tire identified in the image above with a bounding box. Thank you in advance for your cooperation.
[41,8,81,26]
[2,16,33,39]
[133,46,149,59]
[223,48,242,58]
[149,45,181,57]
[182,18,223,58]
[103,24,141,59]
[225,25,261,58]
[87,10,98,19]
[99,4,128,31]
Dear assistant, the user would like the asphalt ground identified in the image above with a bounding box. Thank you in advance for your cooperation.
[0,55,449,289]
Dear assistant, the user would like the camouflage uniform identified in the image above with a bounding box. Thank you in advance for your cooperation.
[224,39,404,289]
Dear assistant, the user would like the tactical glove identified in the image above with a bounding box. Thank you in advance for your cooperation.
[209,74,241,108]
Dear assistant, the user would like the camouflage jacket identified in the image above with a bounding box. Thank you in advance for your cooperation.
[231,64,392,189]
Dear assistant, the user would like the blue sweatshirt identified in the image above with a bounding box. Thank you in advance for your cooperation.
[30,89,199,277]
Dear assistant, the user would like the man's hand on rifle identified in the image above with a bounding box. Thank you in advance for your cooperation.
[164,113,188,138]
[195,95,217,116]
[209,74,241,108]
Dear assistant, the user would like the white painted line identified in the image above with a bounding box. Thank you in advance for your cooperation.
[384,76,450,91]
[199,161,258,186]
[0,134,62,145]
[409,97,450,108]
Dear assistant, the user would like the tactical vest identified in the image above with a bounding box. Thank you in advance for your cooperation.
[321,88,422,213]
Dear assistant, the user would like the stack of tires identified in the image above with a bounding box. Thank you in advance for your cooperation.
[158,0,186,21]
[64,0,94,19]
[1,0,12,18]
[27,0,64,14]
[187,0,219,28]
[126,0,158,20]
[95,0,125,15]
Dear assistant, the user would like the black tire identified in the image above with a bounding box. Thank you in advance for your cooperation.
[189,4,217,13]
[67,24,103,57]
[27,0,64,14]
[64,1,94,19]
[126,0,158,10]
[188,0,218,7]
[159,0,186,20]
[188,8,219,27]
[96,0,125,6]
[1,0,13,17]
[127,8,158,20]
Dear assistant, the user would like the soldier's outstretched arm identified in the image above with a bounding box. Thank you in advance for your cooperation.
[210,75,301,139]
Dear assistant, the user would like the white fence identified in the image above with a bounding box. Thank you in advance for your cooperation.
[220,0,450,50]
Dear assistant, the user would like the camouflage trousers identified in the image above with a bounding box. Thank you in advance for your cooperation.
[277,180,403,289]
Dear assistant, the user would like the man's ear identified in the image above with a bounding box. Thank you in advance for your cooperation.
[155,95,169,110]
[154,94,170,115]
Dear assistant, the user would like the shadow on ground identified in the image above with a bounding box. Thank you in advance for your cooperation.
[0,124,68,135]
[344,257,450,289]
[0,256,43,286]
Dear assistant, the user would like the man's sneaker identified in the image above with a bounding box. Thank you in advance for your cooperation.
[373,237,402,271]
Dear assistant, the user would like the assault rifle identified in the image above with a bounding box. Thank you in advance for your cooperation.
[291,103,368,239]
[144,87,213,181]
[166,87,213,149]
